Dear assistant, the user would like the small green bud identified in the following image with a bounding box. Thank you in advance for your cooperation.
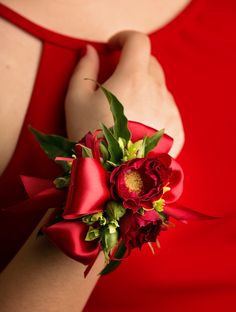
[85,226,100,241]
[153,198,165,212]
[138,207,145,215]
[82,212,106,225]
[53,176,70,188]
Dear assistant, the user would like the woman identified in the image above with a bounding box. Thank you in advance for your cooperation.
[0,0,235,311]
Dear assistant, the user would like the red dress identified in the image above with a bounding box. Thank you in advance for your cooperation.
[1,1,236,311]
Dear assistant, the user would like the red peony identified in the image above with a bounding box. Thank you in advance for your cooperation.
[110,155,172,212]
[119,210,165,250]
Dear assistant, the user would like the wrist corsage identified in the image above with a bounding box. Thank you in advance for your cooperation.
[30,82,211,276]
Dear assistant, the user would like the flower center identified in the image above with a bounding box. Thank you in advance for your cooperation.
[124,170,143,194]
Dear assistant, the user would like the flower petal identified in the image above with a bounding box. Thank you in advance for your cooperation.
[43,221,100,265]
[164,204,216,221]
[63,158,110,219]
[128,121,173,154]
[137,210,160,224]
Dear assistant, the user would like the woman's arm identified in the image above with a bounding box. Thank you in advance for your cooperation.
[0,209,104,312]
[0,31,185,312]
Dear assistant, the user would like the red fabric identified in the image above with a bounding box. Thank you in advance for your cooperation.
[63,158,110,219]
[0,1,236,311]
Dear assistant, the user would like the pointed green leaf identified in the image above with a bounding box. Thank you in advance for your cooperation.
[137,137,147,158]
[101,227,119,261]
[100,141,109,162]
[80,145,93,158]
[106,201,126,221]
[100,241,127,275]
[99,85,130,141]
[84,79,130,141]
[30,126,76,159]
[100,123,123,163]
[145,129,165,156]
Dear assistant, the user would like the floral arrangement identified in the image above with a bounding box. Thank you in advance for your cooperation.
[30,82,209,276]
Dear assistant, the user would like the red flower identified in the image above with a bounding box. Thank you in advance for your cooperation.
[120,210,164,250]
[74,129,102,160]
[110,155,172,211]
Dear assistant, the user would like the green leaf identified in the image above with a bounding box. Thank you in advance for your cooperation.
[100,123,123,163]
[30,126,76,159]
[85,226,100,241]
[137,137,147,158]
[80,145,93,158]
[99,85,130,141]
[145,129,164,156]
[100,141,109,162]
[101,227,119,260]
[106,201,126,221]
[84,79,131,141]
[100,241,127,275]
[118,137,126,154]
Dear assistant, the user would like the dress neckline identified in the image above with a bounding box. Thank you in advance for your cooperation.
[0,1,204,50]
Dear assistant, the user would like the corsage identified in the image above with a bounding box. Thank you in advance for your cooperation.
[29,82,211,275]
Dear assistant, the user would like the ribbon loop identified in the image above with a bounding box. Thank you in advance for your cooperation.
[63,158,110,219]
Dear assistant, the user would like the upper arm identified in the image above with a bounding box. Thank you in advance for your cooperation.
[0,17,42,175]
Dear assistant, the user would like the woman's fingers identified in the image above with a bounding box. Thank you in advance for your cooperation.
[108,31,151,76]
[148,55,166,85]
[64,30,185,157]
[65,44,100,140]
[67,44,99,99]
[107,31,165,87]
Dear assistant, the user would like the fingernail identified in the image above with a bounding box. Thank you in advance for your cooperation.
[86,44,95,55]
[80,44,95,58]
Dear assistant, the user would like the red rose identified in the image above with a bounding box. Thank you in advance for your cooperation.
[110,155,172,212]
[120,210,164,250]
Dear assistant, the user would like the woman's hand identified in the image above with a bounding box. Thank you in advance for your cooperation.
[65,31,185,157]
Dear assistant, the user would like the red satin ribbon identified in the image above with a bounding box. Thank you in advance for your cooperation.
[40,125,175,272]
[128,121,173,155]
[42,158,110,273]
[14,122,214,276]
[5,176,66,215]
[63,157,110,219]
[43,221,100,265]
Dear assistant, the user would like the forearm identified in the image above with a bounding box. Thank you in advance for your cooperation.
[0,209,104,312]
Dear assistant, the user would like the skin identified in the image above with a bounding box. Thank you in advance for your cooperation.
[0,0,189,174]
[0,0,189,311]
[65,31,185,157]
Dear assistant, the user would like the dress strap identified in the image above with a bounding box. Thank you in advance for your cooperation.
[0,3,104,50]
